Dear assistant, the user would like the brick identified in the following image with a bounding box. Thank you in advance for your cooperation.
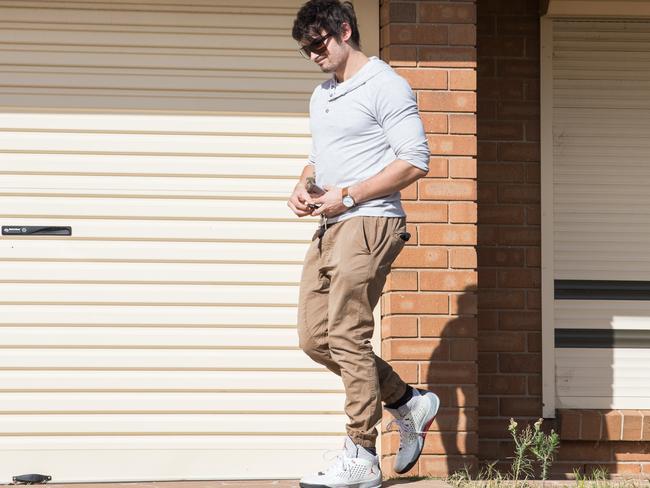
[419,179,476,200]
[497,101,539,120]
[478,78,525,100]
[449,70,476,90]
[478,374,526,395]
[527,332,541,352]
[498,227,540,246]
[385,270,418,291]
[497,59,540,79]
[428,134,477,156]
[525,79,540,101]
[419,3,477,23]
[478,36,525,57]
[527,290,541,309]
[498,182,540,204]
[401,180,417,200]
[419,46,477,68]
[497,16,539,36]
[559,410,581,439]
[479,397,499,416]
[580,410,603,440]
[451,339,477,361]
[478,352,497,373]
[450,291,477,315]
[477,56,496,78]
[420,224,477,246]
[613,441,650,461]
[479,205,526,224]
[433,407,478,431]
[478,289,526,309]
[478,225,498,244]
[421,113,448,133]
[603,411,623,441]
[497,268,541,288]
[384,338,447,361]
[479,331,526,352]
[477,120,525,140]
[388,24,448,45]
[500,397,542,417]
[498,142,540,162]
[390,361,418,384]
[449,24,476,46]
[450,248,477,269]
[388,2,416,23]
[419,91,477,112]
[499,353,541,373]
[384,292,448,314]
[526,247,541,267]
[527,374,541,395]
[478,162,525,182]
[421,270,477,291]
[421,316,477,338]
[449,158,477,178]
[525,163,540,185]
[394,246,447,268]
[421,361,477,384]
[645,412,650,440]
[477,141,497,161]
[427,157,449,177]
[623,411,643,441]
[526,204,541,225]
[450,114,476,134]
[478,417,512,439]
[478,247,525,267]
[403,201,448,222]
[558,441,612,462]
[419,454,478,478]
[396,68,447,90]
[382,315,418,338]
[449,202,477,223]
[383,45,417,67]
[478,14,496,36]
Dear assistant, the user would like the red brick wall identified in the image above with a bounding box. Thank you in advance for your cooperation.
[475,0,542,466]
[379,0,479,478]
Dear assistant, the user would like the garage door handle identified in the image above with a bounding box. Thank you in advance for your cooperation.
[2,226,72,236]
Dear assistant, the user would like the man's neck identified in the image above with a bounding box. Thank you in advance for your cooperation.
[334,50,369,82]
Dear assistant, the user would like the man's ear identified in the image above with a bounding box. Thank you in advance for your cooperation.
[340,22,352,43]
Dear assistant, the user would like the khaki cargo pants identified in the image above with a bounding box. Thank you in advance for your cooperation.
[297,216,410,448]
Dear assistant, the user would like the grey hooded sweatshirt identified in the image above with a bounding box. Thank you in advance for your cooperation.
[308,56,430,223]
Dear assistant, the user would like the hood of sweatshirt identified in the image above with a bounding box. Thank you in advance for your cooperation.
[326,56,392,101]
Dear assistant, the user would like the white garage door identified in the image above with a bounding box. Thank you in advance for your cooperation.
[0,0,377,482]
[550,19,650,409]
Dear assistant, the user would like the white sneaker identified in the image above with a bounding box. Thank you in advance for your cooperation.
[385,388,440,474]
[299,436,382,488]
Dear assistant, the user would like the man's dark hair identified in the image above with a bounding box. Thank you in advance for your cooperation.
[292,0,361,49]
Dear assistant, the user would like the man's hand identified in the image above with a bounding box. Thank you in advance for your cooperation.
[287,184,313,217]
[310,187,347,218]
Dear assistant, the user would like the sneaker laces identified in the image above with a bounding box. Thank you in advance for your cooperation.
[387,413,422,448]
[322,449,348,475]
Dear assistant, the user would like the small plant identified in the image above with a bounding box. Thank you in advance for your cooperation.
[530,418,560,480]
[508,419,536,481]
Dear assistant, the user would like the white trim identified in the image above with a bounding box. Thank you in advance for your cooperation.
[540,16,556,419]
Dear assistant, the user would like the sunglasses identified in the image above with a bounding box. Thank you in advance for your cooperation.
[298,33,333,59]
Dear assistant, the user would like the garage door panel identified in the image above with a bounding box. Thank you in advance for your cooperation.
[0,262,303,283]
[0,326,300,348]
[0,305,299,326]
[0,154,308,177]
[0,197,297,220]
[0,240,308,263]
[0,349,316,370]
[0,371,343,391]
[0,413,346,435]
[0,218,317,242]
[0,132,311,155]
[0,284,298,305]
[0,392,344,413]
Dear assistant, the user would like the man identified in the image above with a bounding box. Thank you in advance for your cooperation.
[288,1,440,487]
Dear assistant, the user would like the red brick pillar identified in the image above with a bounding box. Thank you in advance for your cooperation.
[379,0,479,478]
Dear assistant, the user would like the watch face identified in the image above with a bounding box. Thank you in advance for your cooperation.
[343,195,354,208]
